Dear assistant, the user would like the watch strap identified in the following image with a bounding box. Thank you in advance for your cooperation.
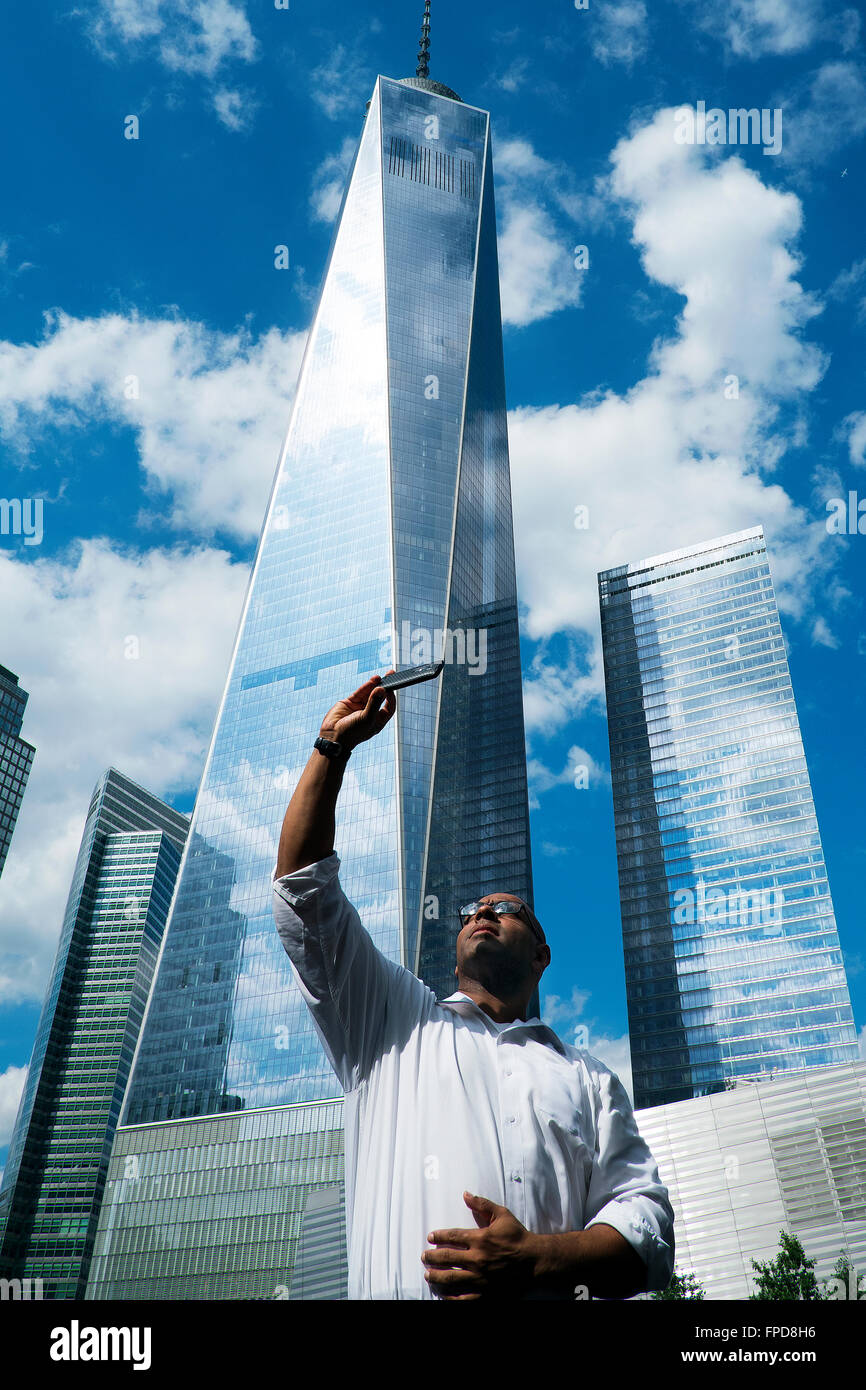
[314,735,351,761]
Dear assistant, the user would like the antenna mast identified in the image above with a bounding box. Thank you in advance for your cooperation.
[416,0,431,79]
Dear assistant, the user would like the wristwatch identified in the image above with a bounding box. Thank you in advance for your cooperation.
[314,735,351,761]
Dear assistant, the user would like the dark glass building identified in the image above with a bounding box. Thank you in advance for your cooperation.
[88,47,533,1299]
[0,664,35,878]
[599,527,859,1109]
[0,770,188,1298]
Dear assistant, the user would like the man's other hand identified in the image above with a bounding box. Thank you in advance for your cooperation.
[319,673,396,751]
[421,1193,540,1300]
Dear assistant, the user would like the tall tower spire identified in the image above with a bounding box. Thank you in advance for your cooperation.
[401,0,461,102]
[416,0,431,79]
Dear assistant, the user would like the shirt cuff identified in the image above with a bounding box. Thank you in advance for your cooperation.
[585,1202,674,1293]
[272,852,341,903]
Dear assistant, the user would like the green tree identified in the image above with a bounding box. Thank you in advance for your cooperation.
[823,1252,862,1300]
[652,1269,706,1300]
[749,1231,828,1301]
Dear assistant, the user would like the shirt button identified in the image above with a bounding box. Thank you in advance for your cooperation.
[507,1115,517,1124]
[511,1172,522,1183]
[503,1069,512,1078]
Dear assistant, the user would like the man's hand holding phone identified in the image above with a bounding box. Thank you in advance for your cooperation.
[275,663,446,876]
[318,662,445,752]
[318,673,397,752]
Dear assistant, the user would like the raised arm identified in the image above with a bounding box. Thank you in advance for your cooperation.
[276,673,396,877]
[274,672,436,1091]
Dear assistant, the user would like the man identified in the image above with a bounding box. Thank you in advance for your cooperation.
[273,673,674,1300]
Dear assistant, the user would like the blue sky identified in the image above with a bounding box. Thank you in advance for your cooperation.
[1,0,865,1172]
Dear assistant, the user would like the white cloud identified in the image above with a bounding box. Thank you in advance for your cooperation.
[828,257,866,299]
[591,1,649,68]
[0,237,36,292]
[310,138,357,224]
[212,87,257,132]
[0,311,306,539]
[89,0,164,44]
[522,640,606,735]
[828,257,866,323]
[723,0,821,55]
[678,0,837,58]
[777,61,866,169]
[0,1064,27,1146]
[498,202,583,328]
[495,138,586,222]
[494,138,590,328]
[811,616,841,648]
[160,0,257,77]
[527,745,609,808]
[508,108,832,684]
[310,44,371,121]
[543,986,591,1030]
[0,540,249,1003]
[88,0,258,78]
[843,412,866,465]
[496,57,531,93]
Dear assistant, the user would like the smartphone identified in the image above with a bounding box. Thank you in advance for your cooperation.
[377,661,445,691]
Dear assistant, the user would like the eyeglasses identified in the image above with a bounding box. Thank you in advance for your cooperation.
[458,899,545,943]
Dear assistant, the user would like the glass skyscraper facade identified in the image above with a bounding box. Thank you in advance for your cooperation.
[599,527,859,1110]
[89,68,532,1298]
[0,770,188,1298]
[0,664,35,878]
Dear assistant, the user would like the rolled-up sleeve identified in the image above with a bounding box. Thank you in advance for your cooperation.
[273,853,431,1093]
[581,1056,675,1292]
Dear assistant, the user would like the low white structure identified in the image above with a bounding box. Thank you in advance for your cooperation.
[635,1061,866,1298]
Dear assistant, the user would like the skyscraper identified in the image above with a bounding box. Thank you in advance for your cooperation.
[0,664,35,879]
[599,526,859,1110]
[0,770,188,1298]
[88,18,533,1299]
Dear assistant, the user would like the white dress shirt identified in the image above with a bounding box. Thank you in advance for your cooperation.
[273,852,674,1300]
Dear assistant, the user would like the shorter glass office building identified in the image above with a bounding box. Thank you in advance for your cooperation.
[599,527,859,1109]
[0,770,188,1298]
[636,1060,866,1298]
[86,1100,346,1300]
[0,664,35,878]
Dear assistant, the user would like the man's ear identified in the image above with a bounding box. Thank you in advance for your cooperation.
[533,943,551,979]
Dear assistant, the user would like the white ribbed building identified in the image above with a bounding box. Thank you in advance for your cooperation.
[635,1060,866,1298]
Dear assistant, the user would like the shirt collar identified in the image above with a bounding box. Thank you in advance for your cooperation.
[438,991,568,1056]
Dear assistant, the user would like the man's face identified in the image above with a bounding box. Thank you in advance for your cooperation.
[455,893,549,993]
